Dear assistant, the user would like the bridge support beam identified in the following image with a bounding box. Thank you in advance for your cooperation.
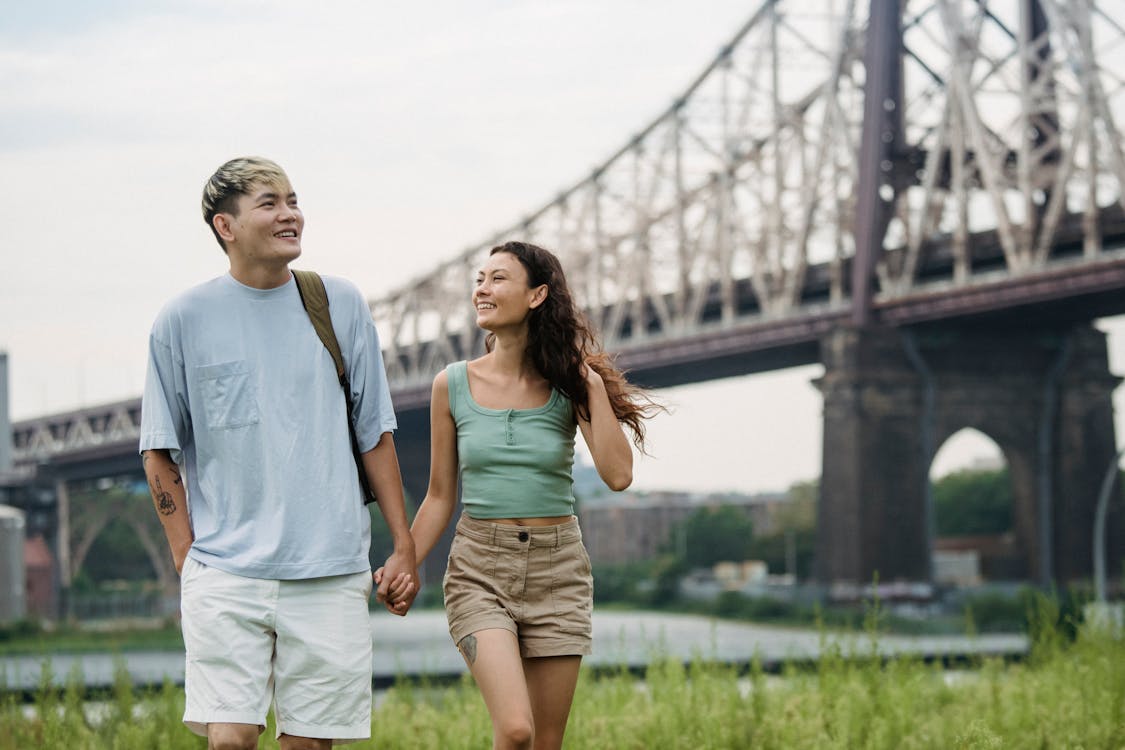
[816,326,931,585]
[816,322,1123,587]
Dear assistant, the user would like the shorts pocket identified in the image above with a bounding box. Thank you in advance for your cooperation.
[552,543,593,635]
[359,570,374,599]
[195,360,260,430]
[178,557,206,598]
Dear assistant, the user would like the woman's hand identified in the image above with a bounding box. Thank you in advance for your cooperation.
[578,359,633,491]
[373,565,417,616]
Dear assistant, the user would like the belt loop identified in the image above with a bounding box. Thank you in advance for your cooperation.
[554,525,561,549]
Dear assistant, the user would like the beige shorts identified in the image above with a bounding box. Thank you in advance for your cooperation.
[179,557,374,743]
[443,513,593,658]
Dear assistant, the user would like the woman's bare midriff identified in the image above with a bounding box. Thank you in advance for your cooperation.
[489,515,575,527]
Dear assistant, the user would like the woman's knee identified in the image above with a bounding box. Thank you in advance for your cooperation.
[494,715,534,749]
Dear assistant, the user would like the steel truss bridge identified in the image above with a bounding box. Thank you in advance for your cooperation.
[6,0,1125,592]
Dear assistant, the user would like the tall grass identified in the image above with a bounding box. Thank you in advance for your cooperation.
[1,611,1121,749]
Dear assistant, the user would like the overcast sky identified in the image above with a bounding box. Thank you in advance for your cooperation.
[2,1,1123,493]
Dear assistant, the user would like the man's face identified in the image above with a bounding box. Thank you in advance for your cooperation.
[221,180,304,267]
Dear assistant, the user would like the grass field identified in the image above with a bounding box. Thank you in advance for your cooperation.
[0,599,1121,749]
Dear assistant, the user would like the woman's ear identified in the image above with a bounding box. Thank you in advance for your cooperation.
[529,284,549,309]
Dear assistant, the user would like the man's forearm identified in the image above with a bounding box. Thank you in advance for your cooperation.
[362,433,418,614]
[360,433,415,552]
[141,449,193,573]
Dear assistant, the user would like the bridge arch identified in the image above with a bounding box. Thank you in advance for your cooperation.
[929,428,1021,581]
[817,321,1121,585]
[67,483,177,600]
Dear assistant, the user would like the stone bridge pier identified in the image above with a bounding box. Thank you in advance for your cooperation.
[816,322,1123,587]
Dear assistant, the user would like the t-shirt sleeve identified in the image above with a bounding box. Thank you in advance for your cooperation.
[335,280,397,452]
[139,317,191,463]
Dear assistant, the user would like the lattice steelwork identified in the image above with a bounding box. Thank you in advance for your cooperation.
[881,0,1125,292]
[9,1,1125,466]
[9,400,140,466]
[372,0,1125,391]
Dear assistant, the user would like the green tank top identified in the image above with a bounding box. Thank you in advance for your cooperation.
[446,361,577,518]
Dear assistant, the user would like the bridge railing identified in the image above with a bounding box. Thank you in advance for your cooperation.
[8,400,141,467]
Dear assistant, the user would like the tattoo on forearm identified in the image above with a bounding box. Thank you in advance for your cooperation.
[152,476,176,516]
[171,465,182,486]
[459,634,478,666]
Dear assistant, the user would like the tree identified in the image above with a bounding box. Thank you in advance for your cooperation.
[670,505,755,569]
[932,468,1012,535]
[776,479,817,531]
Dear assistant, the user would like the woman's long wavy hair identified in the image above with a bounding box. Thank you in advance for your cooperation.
[484,241,664,451]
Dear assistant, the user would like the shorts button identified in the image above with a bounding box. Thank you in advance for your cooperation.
[518,531,529,542]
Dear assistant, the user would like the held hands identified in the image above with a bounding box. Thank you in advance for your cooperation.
[373,549,419,616]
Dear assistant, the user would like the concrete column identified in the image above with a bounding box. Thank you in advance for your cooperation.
[55,478,71,620]
[1054,327,1123,583]
[815,321,1122,587]
[0,352,12,474]
[816,326,930,584]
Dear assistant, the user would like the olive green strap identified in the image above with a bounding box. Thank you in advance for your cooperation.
[292,270,378,505]
[292,269,345,384]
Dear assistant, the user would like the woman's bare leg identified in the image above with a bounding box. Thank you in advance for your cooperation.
[522,656,582,750]
[461,629,534,750]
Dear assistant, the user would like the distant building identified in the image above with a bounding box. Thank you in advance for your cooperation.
[934,533,1023,581]
[578,488,790,565]
[24,535,55,619]
[0,505,25,622]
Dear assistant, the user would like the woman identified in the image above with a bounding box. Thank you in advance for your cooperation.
[392,241,659,750]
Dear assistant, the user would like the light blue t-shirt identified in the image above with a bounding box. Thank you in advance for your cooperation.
[139,272,397,580]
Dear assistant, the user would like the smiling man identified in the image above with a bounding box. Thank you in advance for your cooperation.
[139,157,417,749]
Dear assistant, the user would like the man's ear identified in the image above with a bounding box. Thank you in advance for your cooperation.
[213,213,236,244]
[529,284,549,309]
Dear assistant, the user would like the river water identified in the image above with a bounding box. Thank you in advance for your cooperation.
[0,609,1026,692]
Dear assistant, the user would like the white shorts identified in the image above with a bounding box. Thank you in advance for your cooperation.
[179,556,374,743]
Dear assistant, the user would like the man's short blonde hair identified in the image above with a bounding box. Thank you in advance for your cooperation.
[202,157,290,251]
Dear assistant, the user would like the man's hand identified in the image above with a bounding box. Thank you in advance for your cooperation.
[375,548,418,616]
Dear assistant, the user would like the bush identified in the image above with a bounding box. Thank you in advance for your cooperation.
[0,620,41,643]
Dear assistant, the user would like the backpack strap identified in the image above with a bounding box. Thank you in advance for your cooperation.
[292,270,378,505]
[292,270,346,383]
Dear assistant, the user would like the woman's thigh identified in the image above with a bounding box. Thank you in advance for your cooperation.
[460,628,533,729]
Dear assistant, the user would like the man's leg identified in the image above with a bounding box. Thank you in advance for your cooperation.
[207,724,261,750]
[277,735,330,750]
[180,558,275,744]
[460,628,536,750]
[273,570,374,744]
[523,656,582,750]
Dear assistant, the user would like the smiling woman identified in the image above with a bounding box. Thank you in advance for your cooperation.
[395,240,665,749]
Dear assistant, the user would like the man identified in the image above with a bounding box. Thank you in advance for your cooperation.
[140,156,417,749]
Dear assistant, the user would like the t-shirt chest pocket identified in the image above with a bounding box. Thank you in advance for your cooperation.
[194,360,260,430]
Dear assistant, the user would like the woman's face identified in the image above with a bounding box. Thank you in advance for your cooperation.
[473,252,545,332]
